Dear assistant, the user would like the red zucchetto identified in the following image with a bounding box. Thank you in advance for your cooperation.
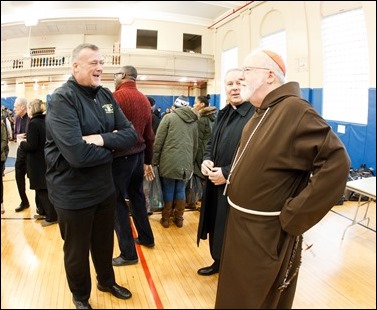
[263,50,286,76]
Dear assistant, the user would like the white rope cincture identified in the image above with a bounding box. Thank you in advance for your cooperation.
[228,197,281,216]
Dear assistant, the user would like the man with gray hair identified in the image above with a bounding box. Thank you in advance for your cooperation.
[45,43,137,309]
[215,50,350,309]
[13,97,30,212]
[197,68,255,276]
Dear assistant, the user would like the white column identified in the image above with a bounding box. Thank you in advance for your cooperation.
[15,82,26,98]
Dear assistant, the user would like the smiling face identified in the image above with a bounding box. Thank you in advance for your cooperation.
[72,47,103,87]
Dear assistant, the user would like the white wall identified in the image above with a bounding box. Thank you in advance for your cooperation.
[1,1,376,98]
[211,1,376,89]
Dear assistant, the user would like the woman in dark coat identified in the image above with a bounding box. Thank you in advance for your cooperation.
[186,95,217,209]
[19,99,57,226]
[196,69,255,275]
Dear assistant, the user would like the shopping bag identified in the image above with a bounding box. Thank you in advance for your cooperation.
[185,175,203,205]
[144,166,164,211]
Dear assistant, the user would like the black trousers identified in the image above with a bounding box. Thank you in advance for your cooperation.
[35,189,57,222]
[55,193,116,301]
[15,148,29,206]
[112,153,154,260]
[1,161,4,204]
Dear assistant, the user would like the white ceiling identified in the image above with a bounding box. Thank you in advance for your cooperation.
[1,1,254,40]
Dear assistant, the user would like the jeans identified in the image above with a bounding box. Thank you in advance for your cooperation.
[161,177,186,203]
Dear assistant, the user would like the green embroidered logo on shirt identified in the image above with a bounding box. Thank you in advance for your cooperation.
[102,104,114,114]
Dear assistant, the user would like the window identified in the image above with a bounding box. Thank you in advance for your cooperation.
[322,8,368,124]
[183,33,202,53]
[136,29,157,50]
[220,47,238,109]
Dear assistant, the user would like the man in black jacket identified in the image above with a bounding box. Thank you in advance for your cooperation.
[196,68,255,276]
[147,96,160,134]
[45,43,137,309]
[13,97,30,212]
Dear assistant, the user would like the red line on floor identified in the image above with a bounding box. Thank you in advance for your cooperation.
[131,218,164,309]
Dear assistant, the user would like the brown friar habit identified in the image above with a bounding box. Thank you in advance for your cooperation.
[215,82,350,309]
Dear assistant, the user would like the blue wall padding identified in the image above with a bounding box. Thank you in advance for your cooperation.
[365,88,376,173]
[1,97,16,109]
[310,88,323,115]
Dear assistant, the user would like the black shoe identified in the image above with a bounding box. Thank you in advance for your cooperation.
[15,203,30,212]
[97,283,132,299]
[112,256,138,266]
[134,237,155,248]
[197,263,219,276]
[72,297,92,309]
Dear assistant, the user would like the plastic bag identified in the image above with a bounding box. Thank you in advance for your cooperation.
[143,166,164,211]
[185,175,203,205]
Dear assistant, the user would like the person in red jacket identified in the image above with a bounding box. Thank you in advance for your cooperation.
[112,65,156,267]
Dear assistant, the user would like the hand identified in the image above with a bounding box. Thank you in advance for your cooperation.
[144,164,155,181]
[82,134,104,146]
[201,160,214,176]
[16,133,26,146]
[208,167,226,185]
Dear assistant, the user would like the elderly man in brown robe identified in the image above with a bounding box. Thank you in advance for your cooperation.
[214,50,350,309]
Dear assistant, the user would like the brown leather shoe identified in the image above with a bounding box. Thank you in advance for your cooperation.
[160,218,169,228]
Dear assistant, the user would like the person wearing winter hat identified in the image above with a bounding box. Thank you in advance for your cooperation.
[186,95,217,210]
[152,95,198,228]
[173,95,189,108]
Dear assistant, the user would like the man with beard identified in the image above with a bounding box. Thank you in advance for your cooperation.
[215,50,350,309]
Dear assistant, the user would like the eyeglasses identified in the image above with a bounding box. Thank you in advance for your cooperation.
[114,72,124,78]
[243,66,270,72]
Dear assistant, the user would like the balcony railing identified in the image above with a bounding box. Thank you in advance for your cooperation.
[1,49,214,81]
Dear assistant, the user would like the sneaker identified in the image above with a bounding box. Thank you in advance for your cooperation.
[112,256,138,266]
[41,220,58,227]
[34,214,46,220]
